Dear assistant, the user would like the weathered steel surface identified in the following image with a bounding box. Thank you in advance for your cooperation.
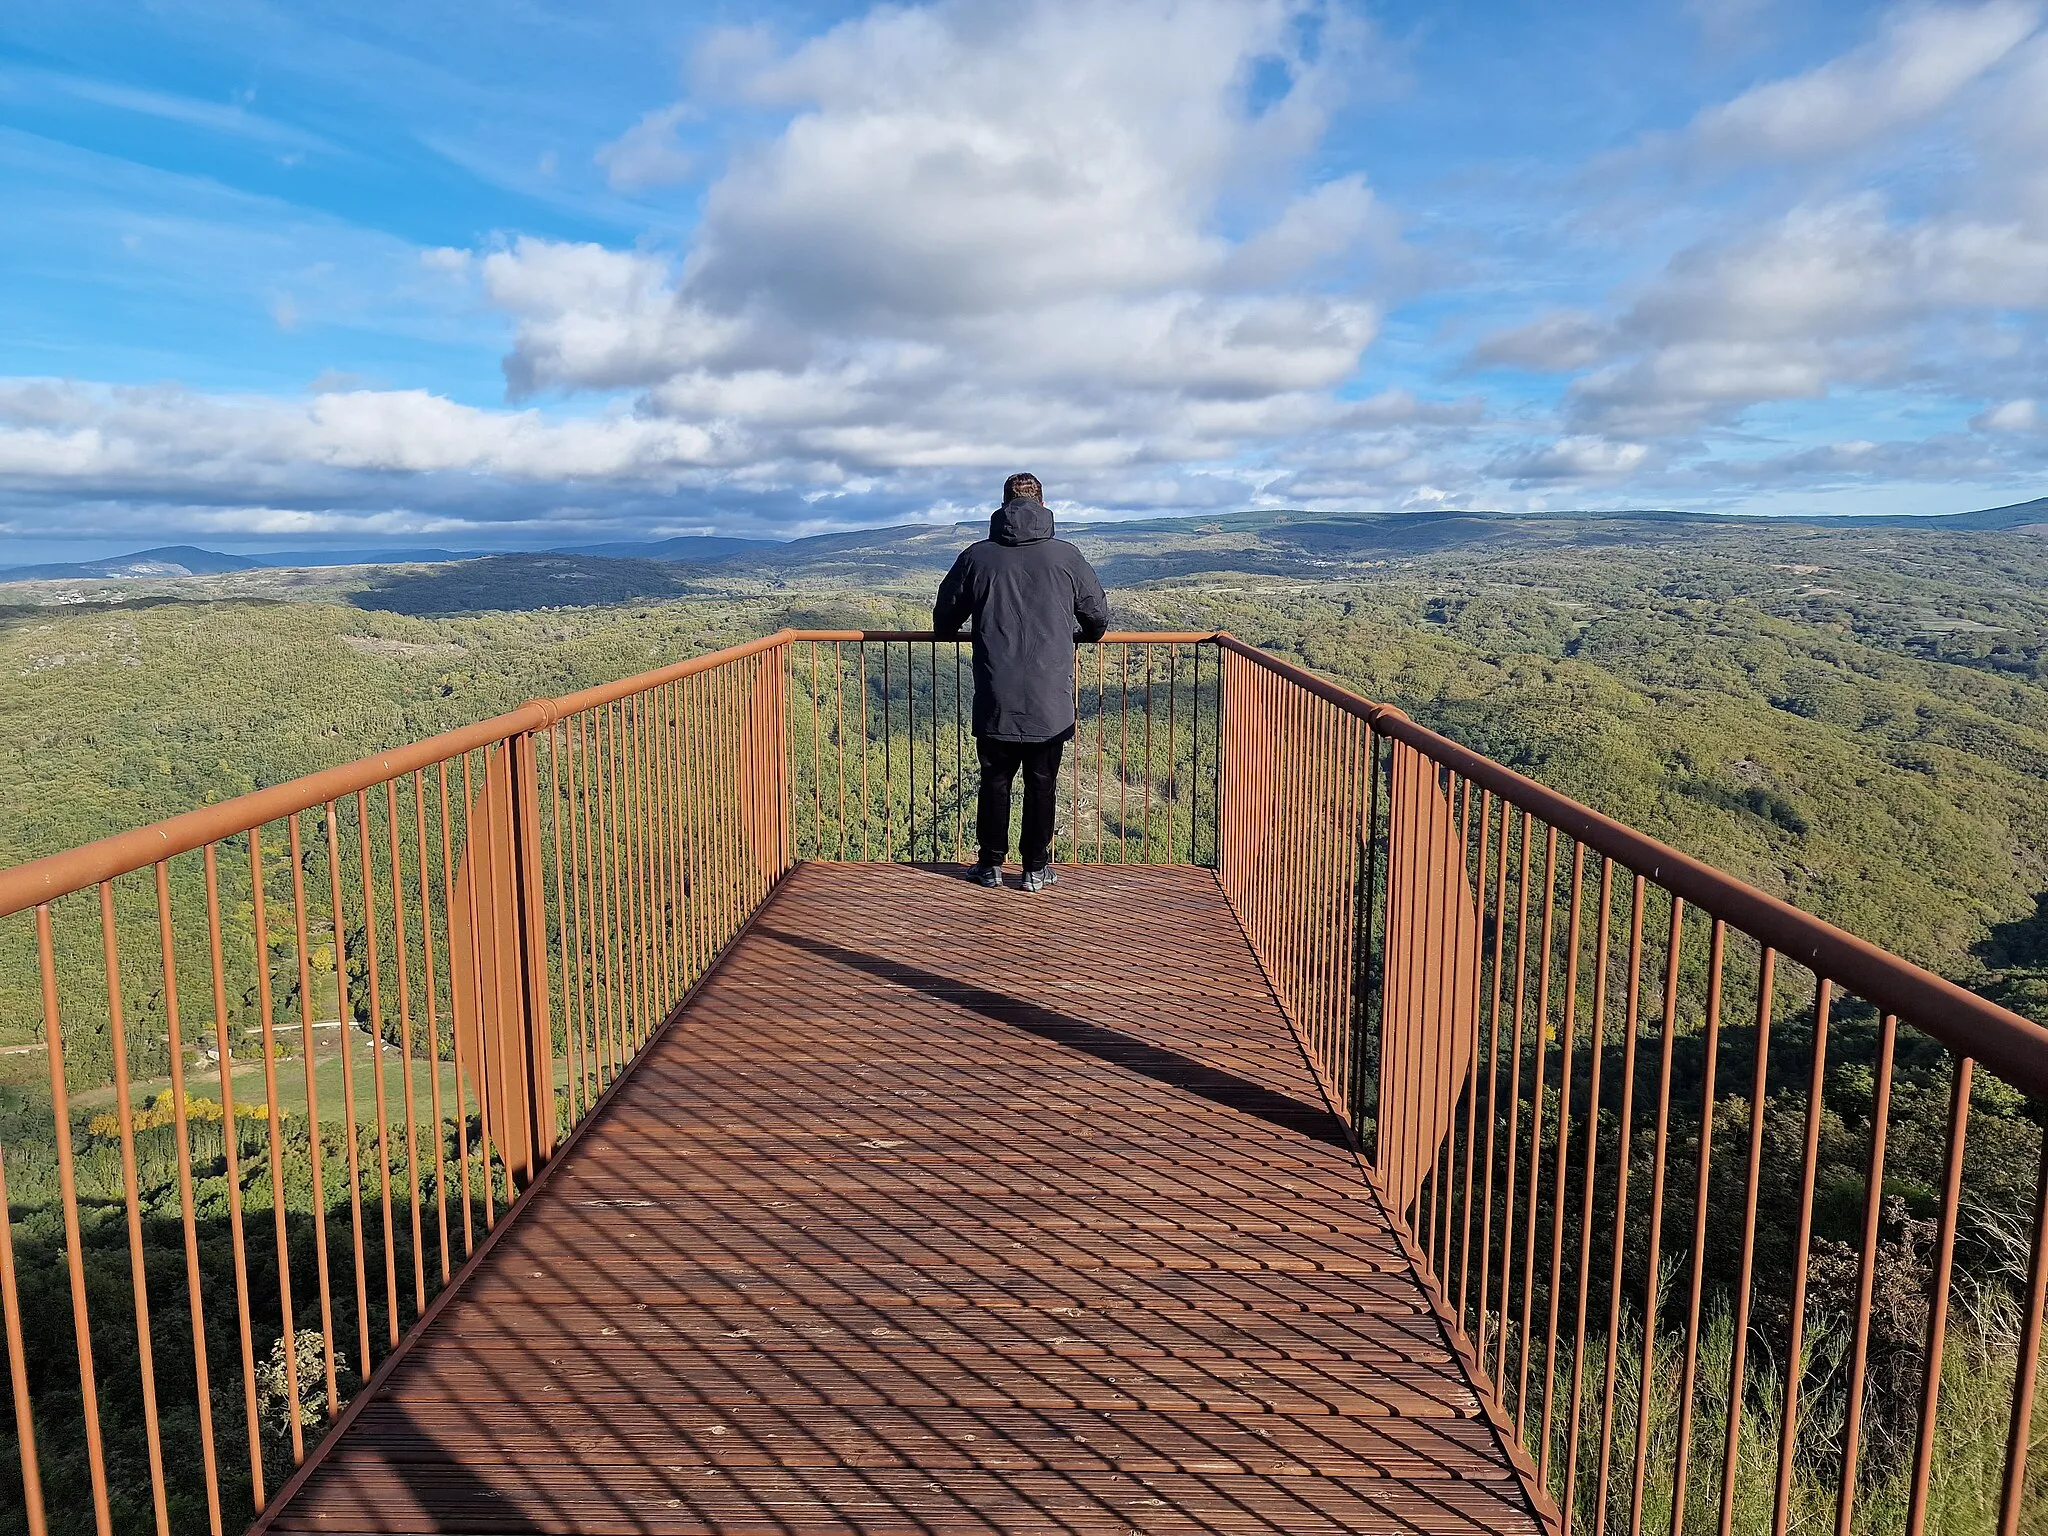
[264,862,1540,1534]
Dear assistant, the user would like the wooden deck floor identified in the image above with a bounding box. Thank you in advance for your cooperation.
[265,863,1541,1535]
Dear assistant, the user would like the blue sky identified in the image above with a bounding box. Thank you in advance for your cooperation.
[2,0,2045,560]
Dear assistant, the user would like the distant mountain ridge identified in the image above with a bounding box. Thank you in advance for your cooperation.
[0,535,779,583]
[250,547,491,568]
[551,534,780,562]
[5,493,2042,585]
[0,545,264,581]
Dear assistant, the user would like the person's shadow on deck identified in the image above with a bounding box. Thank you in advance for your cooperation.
[755,923,1351,1149]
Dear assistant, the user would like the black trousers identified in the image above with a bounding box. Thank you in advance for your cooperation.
[976,735,1065,871]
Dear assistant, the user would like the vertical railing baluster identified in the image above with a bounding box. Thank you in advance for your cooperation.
[1770,978,1835,1536]
[38,904,114,1535]
[1592,873,1646,1536]
[1670,919,1727,1536]
[1903,1053,1974,1536]
[953,641,965,863]
[812,644,824,863]
[1629,895,1685,1536]
[859,640,871,861]
[1539,841,1587,1491]
[906,641,917,862]
[838,643,850,861]
[1717,946,1778,1536]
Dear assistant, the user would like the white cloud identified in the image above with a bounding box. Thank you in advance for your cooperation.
[0,379,725,487]
[1560,193,2048,434]
[482,0,1389,468]
[1687,1,2040,165]
[1687,0,1779,56]
[594,103,695,191]
[1976,398,2040,431]
[1469,311,1609,372]
[1489,435,1653,484]
[1486,3,2048,451]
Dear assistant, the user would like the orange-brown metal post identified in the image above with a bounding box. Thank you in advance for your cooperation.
[1670,920,1728,1536]
[38,906,115,1536]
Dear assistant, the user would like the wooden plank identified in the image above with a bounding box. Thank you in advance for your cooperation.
[273,1466,1537,1535]
[337,1400,1515,1479]
[458,1257,1436,1318]
[423,1299,1454,1364]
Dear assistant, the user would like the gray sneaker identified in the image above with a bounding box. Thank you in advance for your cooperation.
[1021,867,1058,893]
[968,862,1003,888]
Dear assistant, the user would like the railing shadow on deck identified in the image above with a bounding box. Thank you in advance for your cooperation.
[755,887,1348,1149]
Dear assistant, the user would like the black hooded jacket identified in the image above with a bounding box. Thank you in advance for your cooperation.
[934,496,1109,742]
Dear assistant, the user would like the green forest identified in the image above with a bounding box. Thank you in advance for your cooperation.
[0,509,2044,1533]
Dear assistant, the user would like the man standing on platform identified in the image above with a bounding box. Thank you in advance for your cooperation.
[935,473,1110,892]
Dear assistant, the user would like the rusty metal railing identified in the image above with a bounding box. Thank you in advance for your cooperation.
[2,625,2043,1536]
[1215,635,2048,1536]
[0,633,792,1536]
[786,632,1220,867]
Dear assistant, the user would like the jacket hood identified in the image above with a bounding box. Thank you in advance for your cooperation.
[989,495,1054,546]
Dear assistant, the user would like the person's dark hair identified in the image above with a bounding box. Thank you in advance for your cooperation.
[1002,472,1043,502]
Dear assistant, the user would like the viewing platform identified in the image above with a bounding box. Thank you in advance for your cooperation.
[1,630,2042,1536]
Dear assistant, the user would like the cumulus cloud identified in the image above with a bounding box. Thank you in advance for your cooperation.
[1453,0,2048,469]
[1685,1,2039,165]
[1477,3,2048,456]
[1558,193,2048,435]
[488,0,1389,468]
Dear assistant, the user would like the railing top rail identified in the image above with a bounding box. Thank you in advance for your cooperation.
[0,627,800,920]
[1216,633,2048,1097]
[787,629,1222,644]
